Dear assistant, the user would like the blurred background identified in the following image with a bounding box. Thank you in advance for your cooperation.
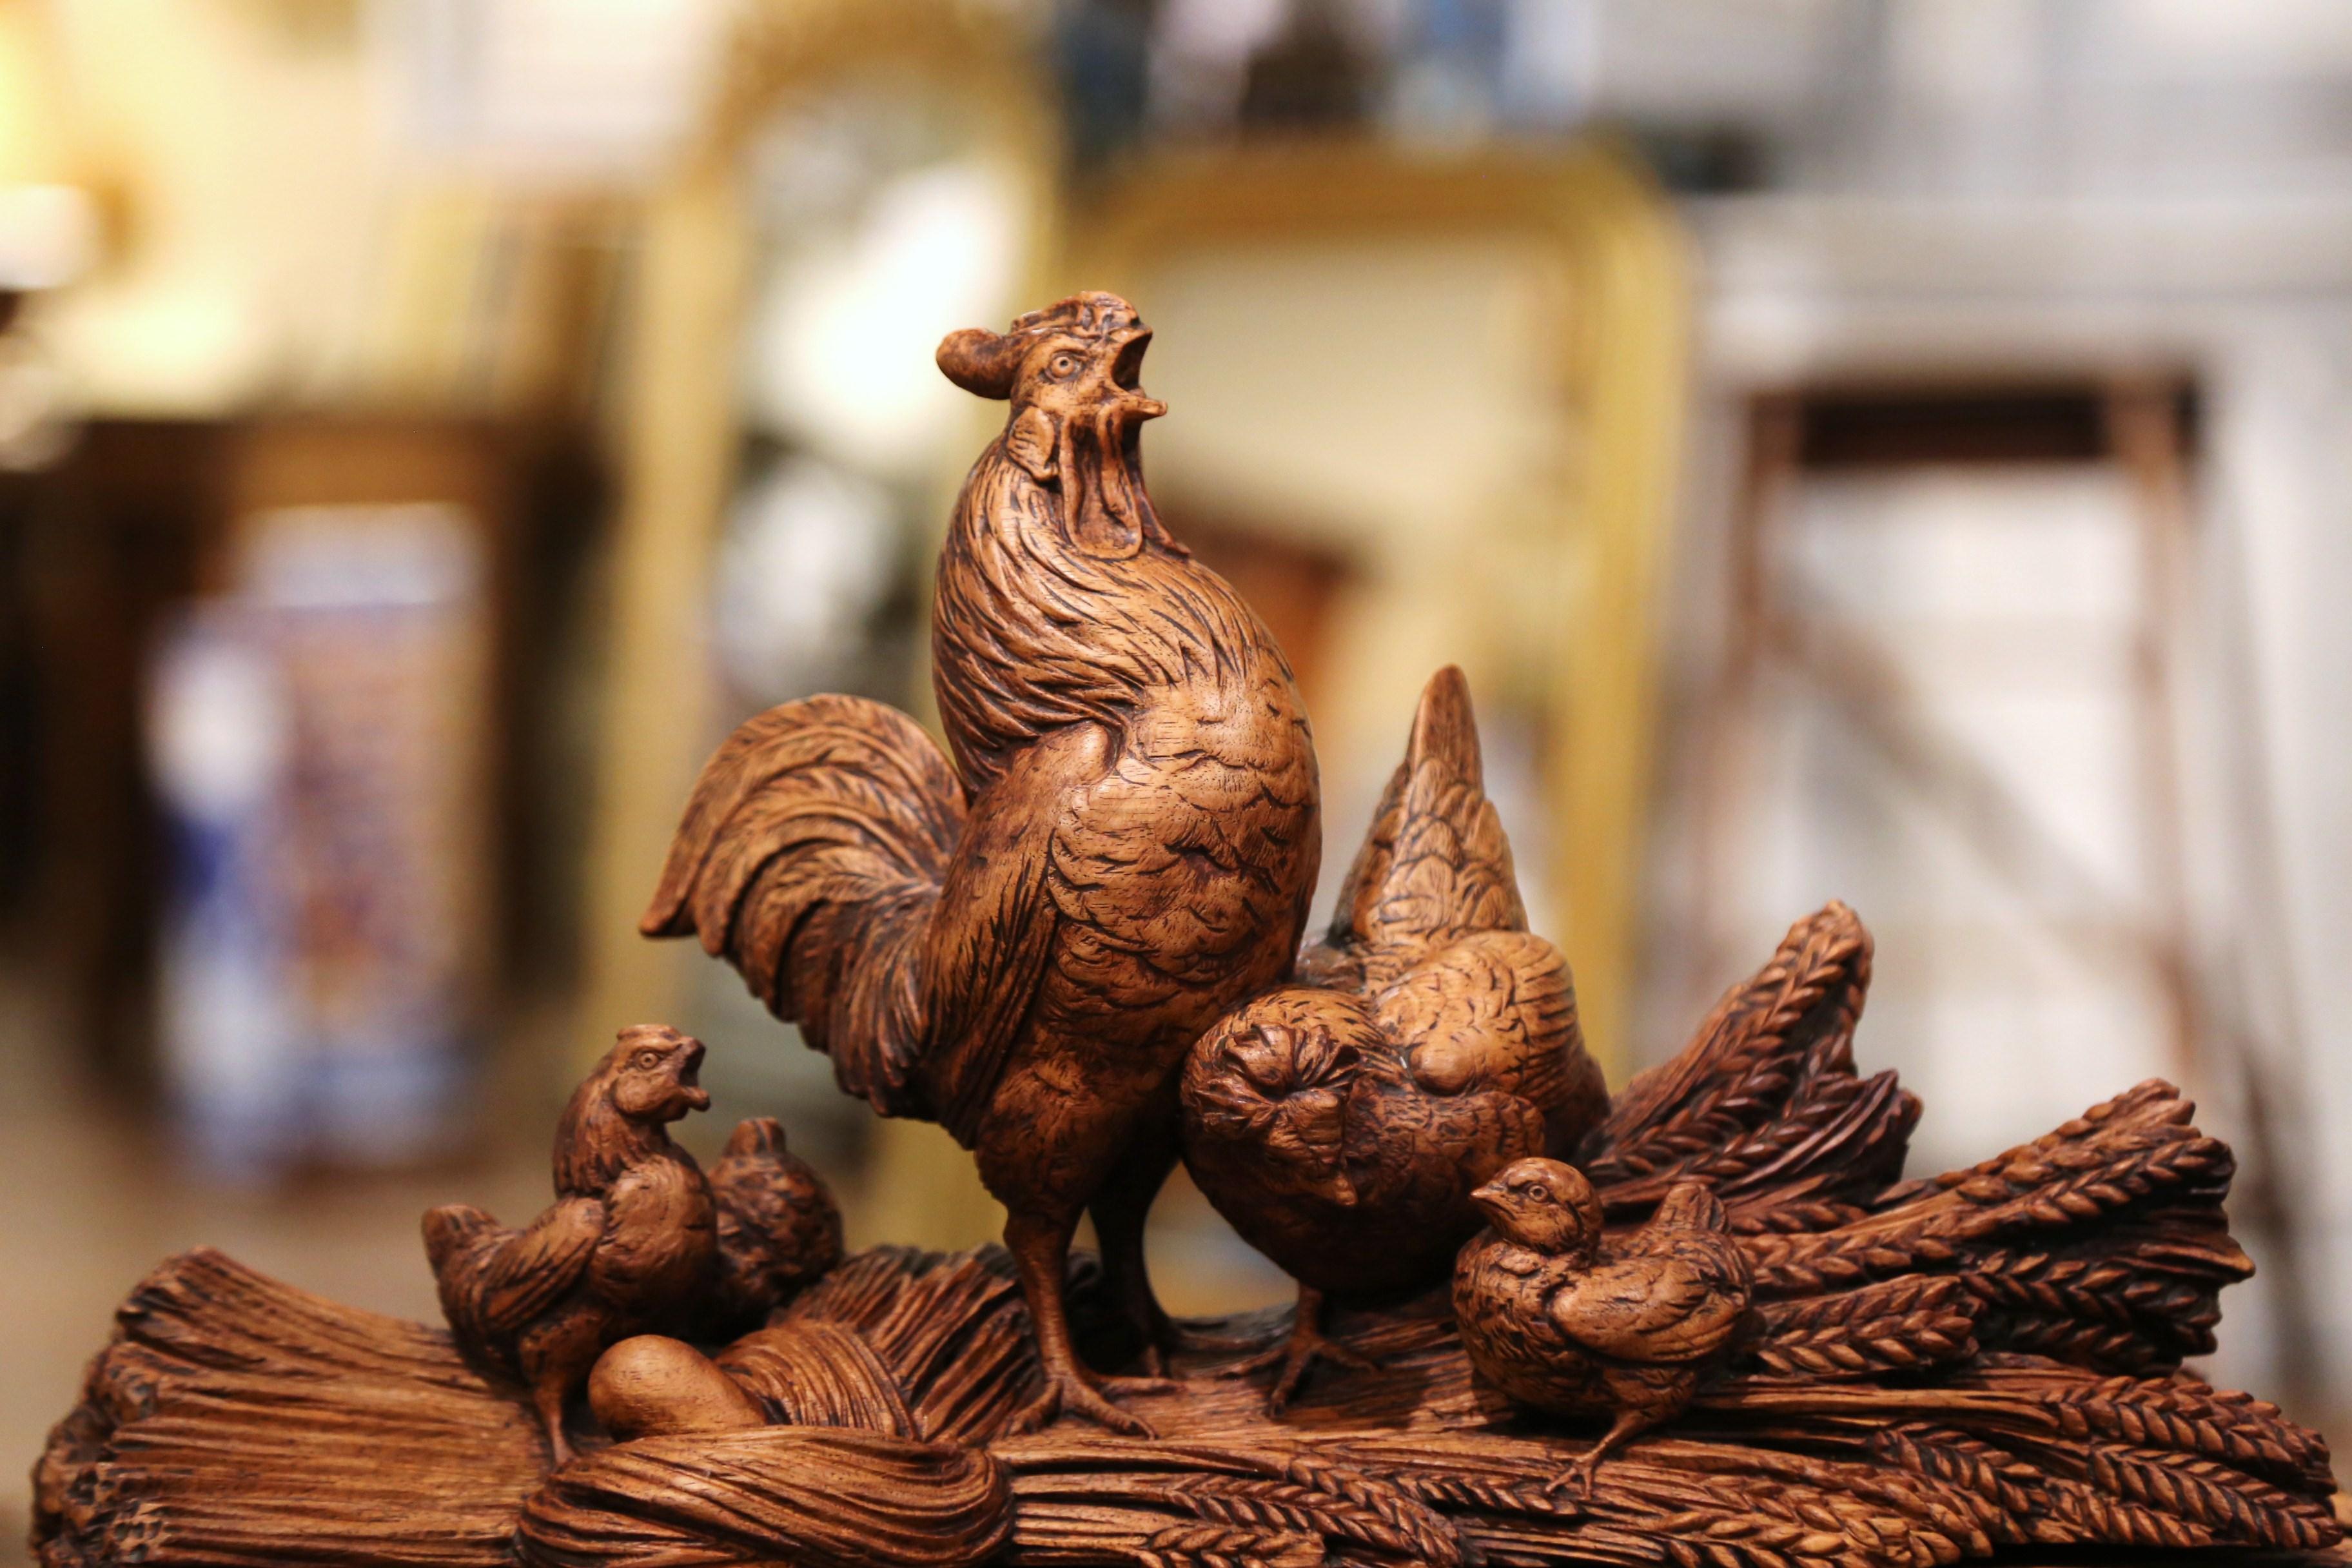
[5,0,2352,1546]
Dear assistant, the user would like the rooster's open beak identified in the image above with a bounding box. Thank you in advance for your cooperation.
[1108,329,1165,421]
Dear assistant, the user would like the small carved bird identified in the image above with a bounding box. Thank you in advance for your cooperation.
[1453,1158,1754,1494]
[700,1117,845,1339]
[1180,668,1609,1409]
[423,1024,716,1463]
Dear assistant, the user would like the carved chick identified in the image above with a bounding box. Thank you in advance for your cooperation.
[1180,667,1609,1409]
[700,1117,845,1339]
[644,293,1321,1434]
[1453,1158,1754,1494]
[423,1024,715,1463]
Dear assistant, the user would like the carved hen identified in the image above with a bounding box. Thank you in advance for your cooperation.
[700,1117,845,1340]
[422,1024,715,1462]
[1454,1159,1754,1494]
[643,293,1321,1435]
[1180,667,1608,1407]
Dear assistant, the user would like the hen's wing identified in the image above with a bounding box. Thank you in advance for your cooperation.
[464,1197,604,1340]
[1381,929,1600,1150]
[643,695,965,1119]
[1647,1177,1730,1235]
[1324,666,1524,971]
[1554,1179,1749,1364]
[1551,1240,1750,1366]
[1578,903,1913,1220]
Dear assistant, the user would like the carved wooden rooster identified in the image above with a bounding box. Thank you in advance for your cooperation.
[1180,667,1608,1407]
[643,293,1321,1435]
[423,1024,715,1462]
[1454,1160,1754,1494]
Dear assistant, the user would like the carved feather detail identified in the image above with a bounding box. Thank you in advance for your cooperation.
[642,694,963,1119]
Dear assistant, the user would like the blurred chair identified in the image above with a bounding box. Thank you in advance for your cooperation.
[1681,375,2317,1386]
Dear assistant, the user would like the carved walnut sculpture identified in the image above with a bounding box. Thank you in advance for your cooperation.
[30,292,2341,1568]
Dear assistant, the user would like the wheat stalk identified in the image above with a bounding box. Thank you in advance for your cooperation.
[2041,1375,2332,1488]
[2083,1444,2339,1549]
[1865,1424,2034,1535]
[1583,907,1872,1194]
[1130,1521,1322,1568]
[1750,1277,1979,1379]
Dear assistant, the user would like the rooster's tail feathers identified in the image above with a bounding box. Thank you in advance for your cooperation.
[643,694,965,1119]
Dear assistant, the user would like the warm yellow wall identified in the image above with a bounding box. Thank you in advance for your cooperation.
[32,0,386,411]
[0,1,72,182]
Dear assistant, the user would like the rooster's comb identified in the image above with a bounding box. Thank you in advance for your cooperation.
[937,291,1144,399]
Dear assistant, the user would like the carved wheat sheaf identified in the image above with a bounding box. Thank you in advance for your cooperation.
[1578,905,1916,1221]
[31,899,2340,1568]
[35,1242,2339,1568]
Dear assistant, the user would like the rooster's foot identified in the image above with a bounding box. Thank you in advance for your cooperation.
[1220,1320,1380,1413]
[1006,1370,1161,1437]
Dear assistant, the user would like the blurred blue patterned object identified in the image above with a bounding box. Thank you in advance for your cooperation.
[146,504,493,1179]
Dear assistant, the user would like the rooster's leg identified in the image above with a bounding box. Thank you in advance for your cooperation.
[1213,1286,1380,1412]
[1004,1207,1159,1437]
[1088,1139,1188,1377]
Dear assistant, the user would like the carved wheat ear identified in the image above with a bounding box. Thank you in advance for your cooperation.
[1578,901,1912,1218]
[936,328,1026,398]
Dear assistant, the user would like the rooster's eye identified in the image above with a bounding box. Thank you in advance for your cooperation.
[1527,1186,1548,1202]
[1049,353,1078,378]
[634,1050,662,1069]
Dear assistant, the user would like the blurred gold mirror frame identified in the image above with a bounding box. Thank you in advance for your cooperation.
[1060,143,1688,1082]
